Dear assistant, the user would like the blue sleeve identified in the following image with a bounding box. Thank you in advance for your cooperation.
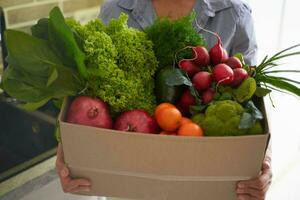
[230,4,258,65]
[98,1,114,25]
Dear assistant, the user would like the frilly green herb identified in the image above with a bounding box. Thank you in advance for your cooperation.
[145,13,206,69]
[68,14,158,115]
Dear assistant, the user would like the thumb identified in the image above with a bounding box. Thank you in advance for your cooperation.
[262,160,271,171]
[60,166,69,178]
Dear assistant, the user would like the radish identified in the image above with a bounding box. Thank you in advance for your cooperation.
[222,48,229,62]
[226,57,242,69]
[177,89,196,116]
[192,46,210,67]
[212,64,234,85]
[209,35,228,65]
[179,59,200,78]
[202,88,215,104]
[192,71,212,91]
[179,89,196,108]
[67,96,113,129]
[231,68,249,87]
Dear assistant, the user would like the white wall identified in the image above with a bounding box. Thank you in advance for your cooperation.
[246,0,300,199]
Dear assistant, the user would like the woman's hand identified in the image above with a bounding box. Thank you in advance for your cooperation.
[236,153,272,200]
[56,143,91,193]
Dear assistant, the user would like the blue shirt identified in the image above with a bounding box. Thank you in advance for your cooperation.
[98,0,257,65]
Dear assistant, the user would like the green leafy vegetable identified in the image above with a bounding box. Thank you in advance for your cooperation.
[145,13,206,69]
[48,7,87,79]
[239,101,263,129]
[31,18,49,40]
[233,77,257,103]
[69,14,158,114]
[255,87,272,97]
[254,44,300,97]
[2,9,84,110]
[165,68,192,86]
[198,100,263,136]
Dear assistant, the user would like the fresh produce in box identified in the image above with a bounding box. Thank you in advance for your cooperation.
[1,7,300,138]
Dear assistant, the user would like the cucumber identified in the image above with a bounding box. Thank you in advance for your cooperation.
[155,67,183,104]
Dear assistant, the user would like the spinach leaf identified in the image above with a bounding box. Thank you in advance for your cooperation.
[48,7,87,79]
[2,30,82,109]
[31,18,49,40]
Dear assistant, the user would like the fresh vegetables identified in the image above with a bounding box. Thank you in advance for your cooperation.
[145,14,206,69]
[145,15,300,136]
[155,67,184,104]
[212,64,234,85]
[192,46,210,67]
[2,7,85,110]
[2,7,158,116]
[2,7,300,138]
[179,59,200,77]
[209,35,228,65]
[226,56,243,69]
[231,68,249,87]
[192,71,212,91]
[199,100,262,136]
[253,44,300,97]
[68,14,158,115]
[67,96,112,129]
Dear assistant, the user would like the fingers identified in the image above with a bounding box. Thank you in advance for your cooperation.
[237,165,272,200]
[61,177,91,193]
[236,182,271,199]
[59,166,69,178]
[238,170,272,190]
[71,186,92,193]
[55,143,92,194]
[237,194,256,200]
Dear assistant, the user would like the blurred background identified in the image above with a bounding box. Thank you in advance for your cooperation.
[0,0,299,200]
[246,0,300,199]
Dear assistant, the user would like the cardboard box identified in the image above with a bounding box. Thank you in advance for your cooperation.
[59,98,270,200]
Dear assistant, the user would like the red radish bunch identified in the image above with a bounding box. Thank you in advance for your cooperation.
[178,45,210,78]
[176,33,250,111]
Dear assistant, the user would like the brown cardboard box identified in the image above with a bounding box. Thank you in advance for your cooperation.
[59,99,270,200]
